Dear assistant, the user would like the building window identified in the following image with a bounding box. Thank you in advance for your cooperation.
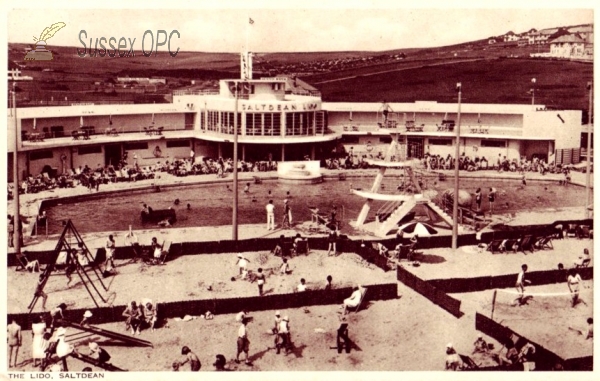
[78,146,102,155]
[342,136,359,144]
[379,137,392,144]
[480,139,506,148]
[166,140,190,148]
[246,113,262,135]
[124,142,149,150]
[429,138,453,146]
[29,150,53,160]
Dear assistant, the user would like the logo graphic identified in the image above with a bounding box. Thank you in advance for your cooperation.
[24,22,66,61]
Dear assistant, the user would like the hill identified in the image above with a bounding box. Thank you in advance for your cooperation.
[7,26,593,112]
[314,57,593,111]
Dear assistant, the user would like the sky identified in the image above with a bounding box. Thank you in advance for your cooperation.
[4,1,595,53]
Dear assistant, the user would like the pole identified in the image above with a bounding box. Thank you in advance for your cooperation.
[12,82,21,256]
[232,81,239,241]
[531,78,536,106]
[585,81,593,218]
[490,289,498,321]
[451,83,462,251]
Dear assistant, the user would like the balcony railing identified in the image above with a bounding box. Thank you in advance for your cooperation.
[173,89,220,96]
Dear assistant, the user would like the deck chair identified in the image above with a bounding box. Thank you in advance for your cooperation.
[516,235,534,254]
[459,354,479,370]
[566,224,579,238]
[503,239,519,253]
[282,241,293,257]
[158,240,172,264]
[16,253,40,272]
[579,226,592,239]
[534,236,553,250]
[575,258,591,268]
[487,240,503,254]
[350,287,368,313]
[294,239,309,255]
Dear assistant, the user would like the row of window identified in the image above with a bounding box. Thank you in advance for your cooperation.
[202,111,323,136]
[341,136,507,148]
[28,140,191,160]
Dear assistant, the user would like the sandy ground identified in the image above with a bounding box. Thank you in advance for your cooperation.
[401,237,593,280]
[8,284,502,372]
[9,250,396,314]
[452,282,593,360]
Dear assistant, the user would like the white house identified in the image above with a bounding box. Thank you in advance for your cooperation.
[549,34,586,58]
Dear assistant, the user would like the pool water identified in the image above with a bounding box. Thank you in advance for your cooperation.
[42,178,585,235]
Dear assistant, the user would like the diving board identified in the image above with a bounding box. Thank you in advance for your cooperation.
[351,189,420,202]
[363,158,417,168]
[352,129,456,236]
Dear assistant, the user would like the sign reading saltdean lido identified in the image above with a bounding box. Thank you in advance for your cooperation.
[241,103,319,112]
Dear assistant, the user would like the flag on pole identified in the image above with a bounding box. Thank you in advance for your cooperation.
[249,18,254,24]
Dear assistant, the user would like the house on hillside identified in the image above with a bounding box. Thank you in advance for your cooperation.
[568,24,593,41]
[549,34,587,58]
[503,31,521,42]
[529,27,558,45]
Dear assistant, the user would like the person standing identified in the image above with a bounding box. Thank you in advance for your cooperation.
[276,316,292,355]
[235,317,251,365]
[337,316,351,354]
[189,149,195,165]
[8,215,14,248]
[31,315,48,369]
[326,227,338,256]
[55,327,74,371]
[266,200,275,230]
[179,346,201,371]
[512,264,531,306]
[272,311,282,349]
[567,269,584,308]
[475,188,482,212]
[7,319,22,368]
[282,200,291,229]
[124,226,140,261]
[105,235,116,272]
[488,188,496,215]
[256,268,266,296]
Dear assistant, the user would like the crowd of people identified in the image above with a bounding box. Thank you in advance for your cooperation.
[423,153,573,176]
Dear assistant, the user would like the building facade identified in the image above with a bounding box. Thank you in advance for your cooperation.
[7,75,584,181]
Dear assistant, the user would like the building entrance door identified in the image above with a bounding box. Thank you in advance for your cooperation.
[105,144,122,166]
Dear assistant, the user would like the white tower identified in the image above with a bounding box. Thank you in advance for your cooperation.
[240,51,253,80]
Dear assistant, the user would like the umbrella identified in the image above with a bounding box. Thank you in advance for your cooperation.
[398,222,438,237]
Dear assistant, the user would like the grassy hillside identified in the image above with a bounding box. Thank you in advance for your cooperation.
[314,58,593,111]
[8,40,593,112]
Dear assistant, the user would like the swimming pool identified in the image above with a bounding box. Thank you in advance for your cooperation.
[41,177,585,235]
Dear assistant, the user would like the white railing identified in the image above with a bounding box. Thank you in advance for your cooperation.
[173,89,220,96]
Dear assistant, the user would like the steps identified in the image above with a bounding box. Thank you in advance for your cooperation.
[426,201,455,227]
[379,199,417,236]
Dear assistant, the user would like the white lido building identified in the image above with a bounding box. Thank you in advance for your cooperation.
[7,71,584,180]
